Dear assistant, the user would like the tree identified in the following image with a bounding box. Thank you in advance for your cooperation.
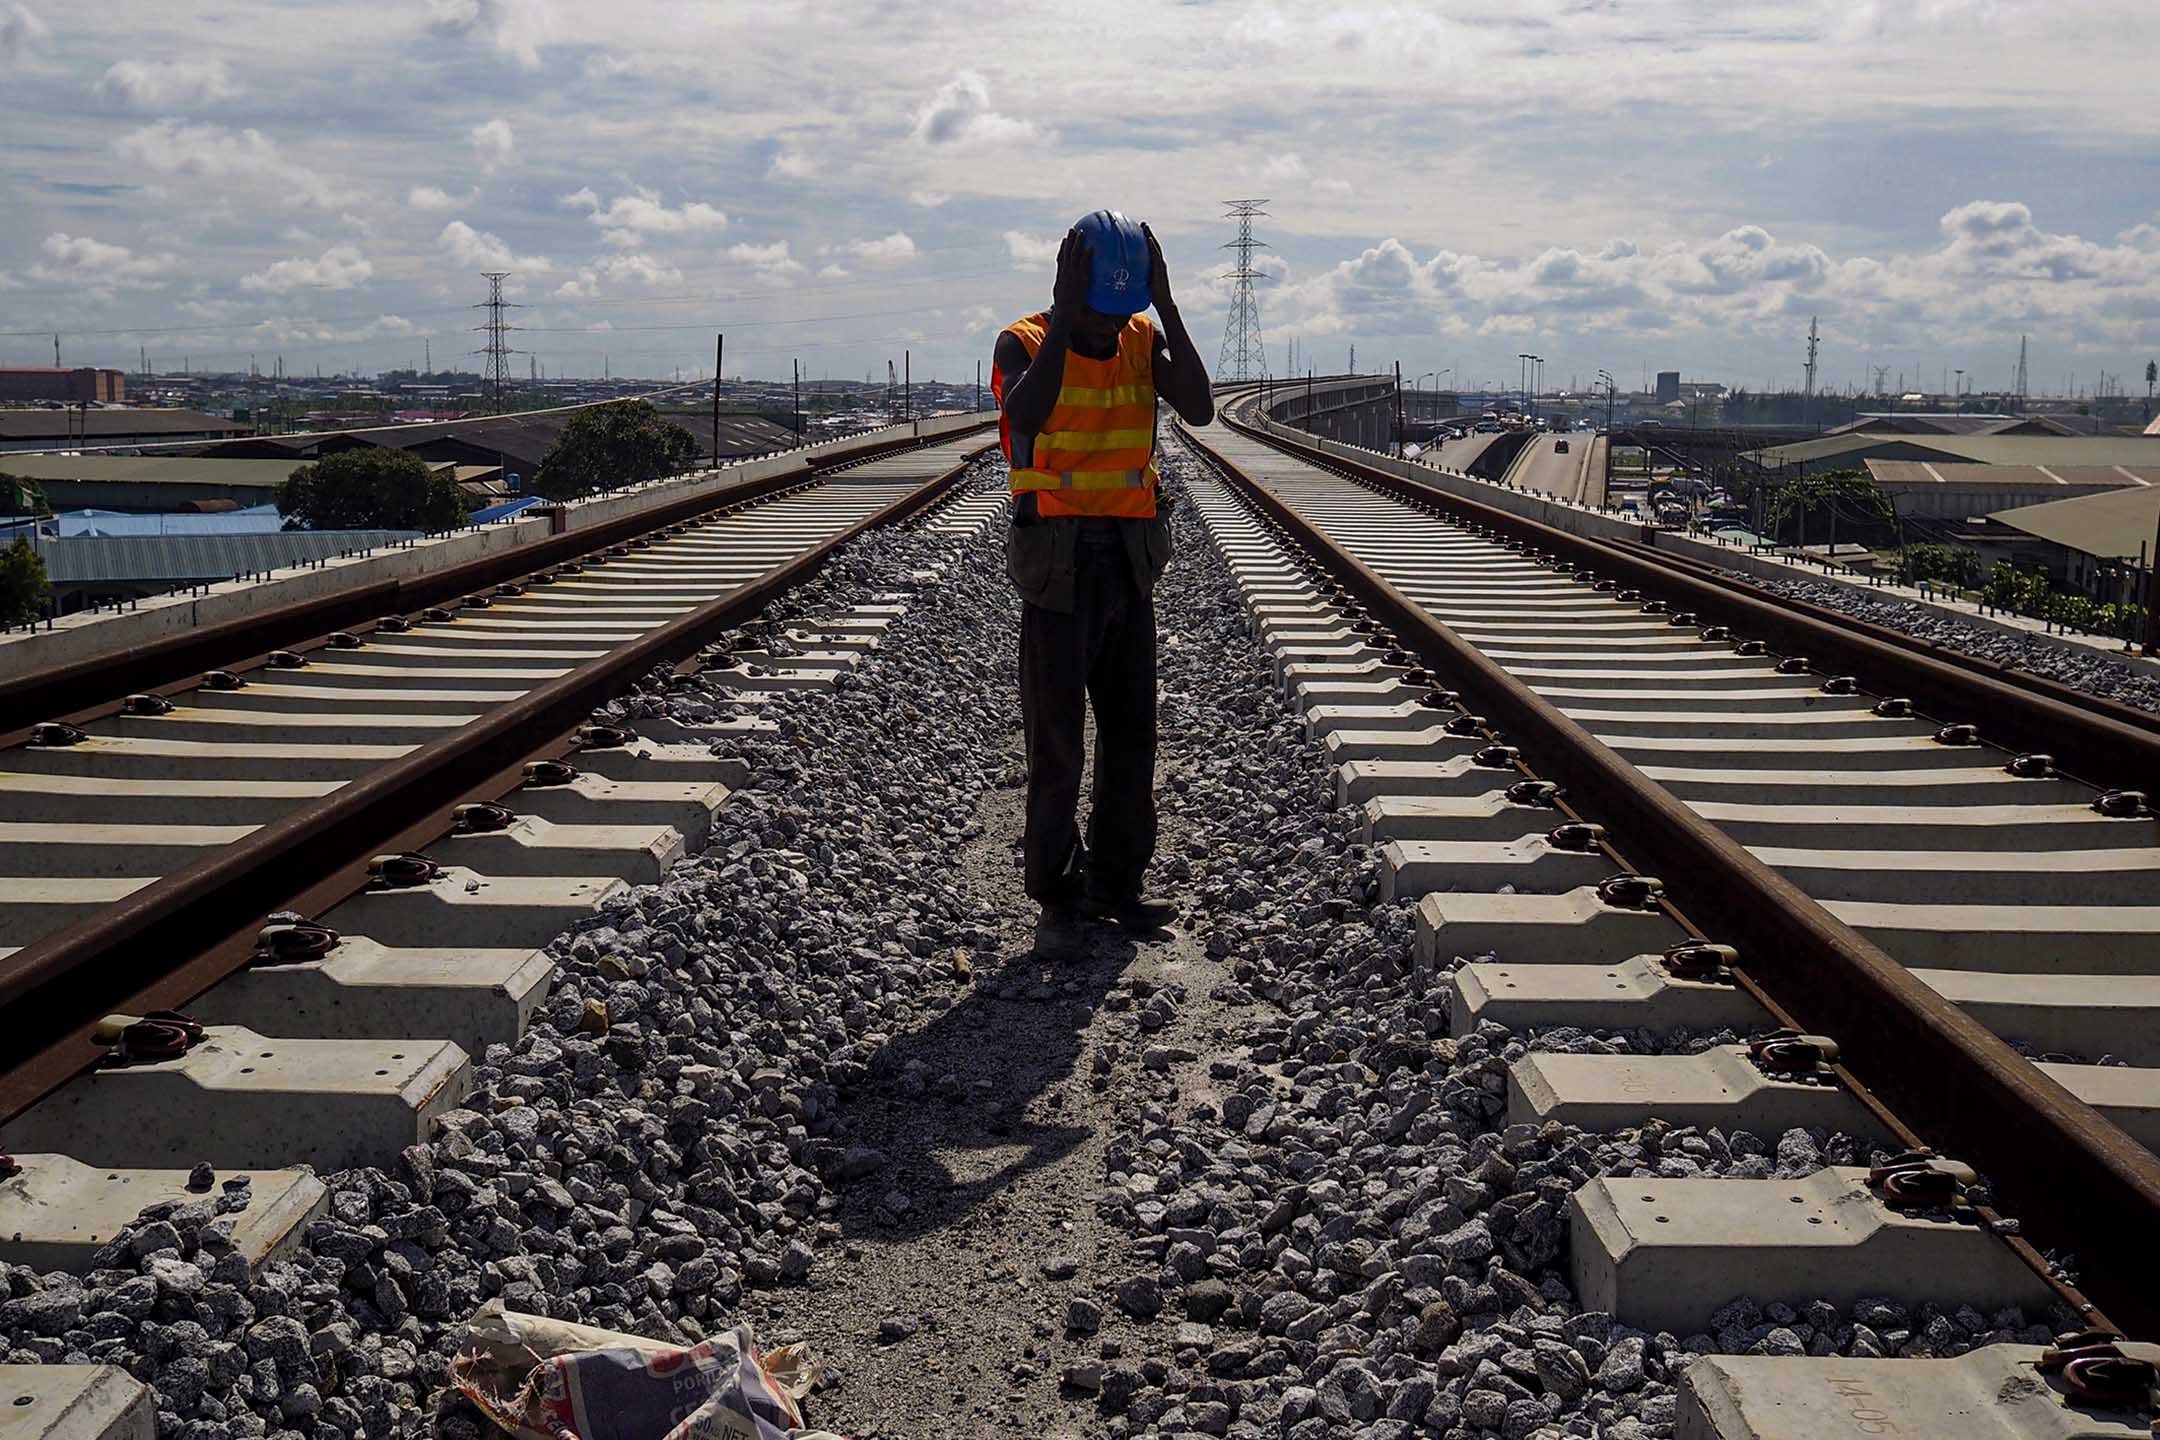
[0,538,50,626]
[0,469,48,518]
[276,447,473,532]
[532,401,702,501]
[1897,542,1980,589]
[1767,467,1894,529]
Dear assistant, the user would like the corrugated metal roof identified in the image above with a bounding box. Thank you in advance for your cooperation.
[0,409,249,440]
[0,454,301,487]
[1989,486,2160,561]
[1866,461,2160,489]
[468,496,543,524]
[1754,433,2160,467]
[56,505,286,537]
[35,530,419,584]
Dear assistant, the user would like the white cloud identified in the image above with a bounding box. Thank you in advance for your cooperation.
[727,240,805,277]
[768,150,816,180]
[1261,154,1307,182]
[114,119,344,208]
[31,231,176,288]
[241,245,373,293]
[912,70,1039,147]
[564,186,727,247]
[908,189,949,208]
[553,252,682,298]
[408,185,467,211]
[425,0,551,67]
[470,117,516,166]
[1004,229,1060,268]
[96,57,234,107]
[817,263,849,279]
[842,231,918,268]
[438,219,548,274]
[252,313,419,345]
[1314,177,1353,198]
[0,3,44,64]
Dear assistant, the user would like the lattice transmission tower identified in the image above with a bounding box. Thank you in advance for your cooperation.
[471,272,525,414]
[1216,200,1270,382]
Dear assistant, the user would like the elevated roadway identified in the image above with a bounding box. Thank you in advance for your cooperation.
[1507,432,1608,506]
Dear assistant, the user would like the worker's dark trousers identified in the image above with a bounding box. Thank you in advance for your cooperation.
[1019,537,1158,907]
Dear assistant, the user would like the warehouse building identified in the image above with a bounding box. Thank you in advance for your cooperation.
[0,367,127,404]
[0,408,249,453]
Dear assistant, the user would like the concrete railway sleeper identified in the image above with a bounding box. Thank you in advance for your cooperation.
[1174,410,2160,1440]
[0,445,999,1272]
[2,419,2155,1438]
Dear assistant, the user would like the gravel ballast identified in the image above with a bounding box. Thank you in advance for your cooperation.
[0,450,2069,1440]
[1747,574,2160,715]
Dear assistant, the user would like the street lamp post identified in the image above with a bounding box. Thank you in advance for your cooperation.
[1598,369,1616,505]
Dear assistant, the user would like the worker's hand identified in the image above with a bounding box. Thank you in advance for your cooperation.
[1142,222,1174,312]
[1052,227,1092,316]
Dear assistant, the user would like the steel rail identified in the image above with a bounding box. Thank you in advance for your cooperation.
[0,442,989,1124]
[1182,417,2160,1340]
[1233,409,2160,798]
[2,420,996,734]
[1620,533,2160,747]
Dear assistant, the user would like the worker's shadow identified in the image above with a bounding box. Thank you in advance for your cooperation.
[827,926,1139,1242]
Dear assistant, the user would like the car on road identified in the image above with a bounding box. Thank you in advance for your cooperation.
[1554,439,1570,453]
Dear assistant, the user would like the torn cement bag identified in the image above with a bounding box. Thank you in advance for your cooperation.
[450,1301,844,1440]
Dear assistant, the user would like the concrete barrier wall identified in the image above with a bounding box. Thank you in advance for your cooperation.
[1,413,995,681]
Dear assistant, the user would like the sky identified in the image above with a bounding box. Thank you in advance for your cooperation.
[3,0,2158,398]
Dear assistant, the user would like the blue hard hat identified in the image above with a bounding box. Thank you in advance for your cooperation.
[1075,209,1151,316]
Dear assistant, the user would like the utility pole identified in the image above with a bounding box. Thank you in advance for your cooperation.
[711,333,723,469]
[53,333,60,368]
[975,359,981,413]
[792,359,802,443]
[1215,200,1271,382]
[904,349,911,422]
[2147,502,2160,654]
[1801,316,1820,432]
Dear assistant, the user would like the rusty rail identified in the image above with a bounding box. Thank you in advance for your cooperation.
[1183,415,2160,1340]
[0,443,986,1125]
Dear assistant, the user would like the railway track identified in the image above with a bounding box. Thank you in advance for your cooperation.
[0,426,1008,1436]
[7,393,2160,1438]
[1174,401,2160,1437]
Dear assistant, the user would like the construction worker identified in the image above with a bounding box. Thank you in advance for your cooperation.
[992,210,1215,959]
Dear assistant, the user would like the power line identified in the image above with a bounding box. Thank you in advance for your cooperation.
[1216,199,1270,383]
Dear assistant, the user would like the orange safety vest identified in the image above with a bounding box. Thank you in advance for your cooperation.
[991,311,1159,519]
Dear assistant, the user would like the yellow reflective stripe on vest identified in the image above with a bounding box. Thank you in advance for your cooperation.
[1030,426,1155,455]
[1055,382,1154,408]
[1010,466,1152,491]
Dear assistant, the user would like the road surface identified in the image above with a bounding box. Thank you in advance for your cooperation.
[1508,433,1606,505]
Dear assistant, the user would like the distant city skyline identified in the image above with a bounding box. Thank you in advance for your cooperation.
[3,2,2157,396]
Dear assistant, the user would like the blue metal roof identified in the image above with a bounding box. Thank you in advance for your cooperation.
[53,505,287,538]
[468,495,545,524]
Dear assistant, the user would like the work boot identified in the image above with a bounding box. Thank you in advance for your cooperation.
[1033,904,1085,961]
[1081,892,1177,931]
